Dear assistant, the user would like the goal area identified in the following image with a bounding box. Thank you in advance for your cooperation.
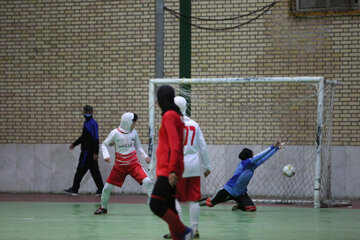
[147,77,346,208]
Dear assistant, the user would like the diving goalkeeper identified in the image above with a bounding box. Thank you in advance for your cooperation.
[199,140,283,212]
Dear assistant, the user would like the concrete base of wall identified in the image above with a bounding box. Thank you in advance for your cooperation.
[0,144,359,199]
[0,144,148,195]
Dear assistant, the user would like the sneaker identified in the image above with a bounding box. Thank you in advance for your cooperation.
[244,205,257,212]
[64,188,78,196]
[199,198,214,207]
[95,189,102,197]
[164,229,198,239]
[198,197,208,206]
[206,198,214,207]
[182,227,193,240]
[163,233,172,239]
[194,230,199,239]
[94,206,107,215]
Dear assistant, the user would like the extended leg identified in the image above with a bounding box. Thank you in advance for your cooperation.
[199,188,232,207]
[234,192,256,212]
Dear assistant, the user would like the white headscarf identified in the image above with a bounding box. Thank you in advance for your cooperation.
[174,96,187,116]
[119,112,134,133]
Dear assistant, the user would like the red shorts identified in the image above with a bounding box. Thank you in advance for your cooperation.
[176,176,201,202]
[106,161,148,188]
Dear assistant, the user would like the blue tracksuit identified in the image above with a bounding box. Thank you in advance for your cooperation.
[70,116,103,192]
[224,145,279,197]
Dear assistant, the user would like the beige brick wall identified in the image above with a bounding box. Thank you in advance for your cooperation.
[0,0,155,144]
[0,0,359,146]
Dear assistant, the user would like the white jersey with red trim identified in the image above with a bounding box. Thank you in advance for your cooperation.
[102,128,148,166]
[183,116,211,178]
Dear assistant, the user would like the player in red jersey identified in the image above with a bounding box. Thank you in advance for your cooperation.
[149,85,194,240]
[163,96,211,239]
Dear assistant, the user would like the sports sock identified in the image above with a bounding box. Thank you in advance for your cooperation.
[101,182,114,209]
[161,209,187,240]
[189,201,199,231]
[175,199,183,221]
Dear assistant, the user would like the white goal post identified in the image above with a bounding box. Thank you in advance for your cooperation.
[147,77,343,208]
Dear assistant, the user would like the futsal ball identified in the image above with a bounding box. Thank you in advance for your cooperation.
[282,164,295,177]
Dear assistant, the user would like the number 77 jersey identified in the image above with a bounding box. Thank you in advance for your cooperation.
[182,116,211,178]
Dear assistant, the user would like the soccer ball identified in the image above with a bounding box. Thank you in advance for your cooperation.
[282,164,295,177]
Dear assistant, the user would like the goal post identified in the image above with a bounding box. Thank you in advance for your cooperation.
[314,78,324,208]
[147,77,345,208]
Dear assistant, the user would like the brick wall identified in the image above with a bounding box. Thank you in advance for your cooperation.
[0,0,155,144]
[0,0,359,146]
[162,0,360,146]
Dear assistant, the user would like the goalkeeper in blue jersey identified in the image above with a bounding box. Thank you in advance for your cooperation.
[199,140,283,212]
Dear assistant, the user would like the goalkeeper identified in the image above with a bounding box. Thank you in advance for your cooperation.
[199,140,282,211]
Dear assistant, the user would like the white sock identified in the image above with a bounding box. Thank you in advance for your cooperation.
[142,177,154,198]
[189,201,200,231]
[175,199,183,221]
[101,182,114,209]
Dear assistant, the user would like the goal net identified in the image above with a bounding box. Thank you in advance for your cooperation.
[147,77,346,208]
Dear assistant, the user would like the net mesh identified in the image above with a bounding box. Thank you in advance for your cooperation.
[149,79,343,207]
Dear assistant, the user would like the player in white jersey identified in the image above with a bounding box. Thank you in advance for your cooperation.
[94,112,153,214]
[163,96,211,239]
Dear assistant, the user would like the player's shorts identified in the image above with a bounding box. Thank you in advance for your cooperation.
[151,176,176,200]
[106,161,148,188]
[176,176,201,202]
[150,176,178,215]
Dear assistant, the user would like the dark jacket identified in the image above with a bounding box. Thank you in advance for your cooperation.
[73,117,99,154]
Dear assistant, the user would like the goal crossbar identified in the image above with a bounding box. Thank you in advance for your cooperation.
[149,77,324,85]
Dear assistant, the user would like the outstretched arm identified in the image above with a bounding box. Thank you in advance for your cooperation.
[252,140,282,168]
[249,146,274,164]
[253,147,278,168]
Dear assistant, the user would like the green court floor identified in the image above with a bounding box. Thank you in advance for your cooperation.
[0,201,359,240]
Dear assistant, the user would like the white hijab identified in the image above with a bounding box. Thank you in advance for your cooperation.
[119,112,134,133]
